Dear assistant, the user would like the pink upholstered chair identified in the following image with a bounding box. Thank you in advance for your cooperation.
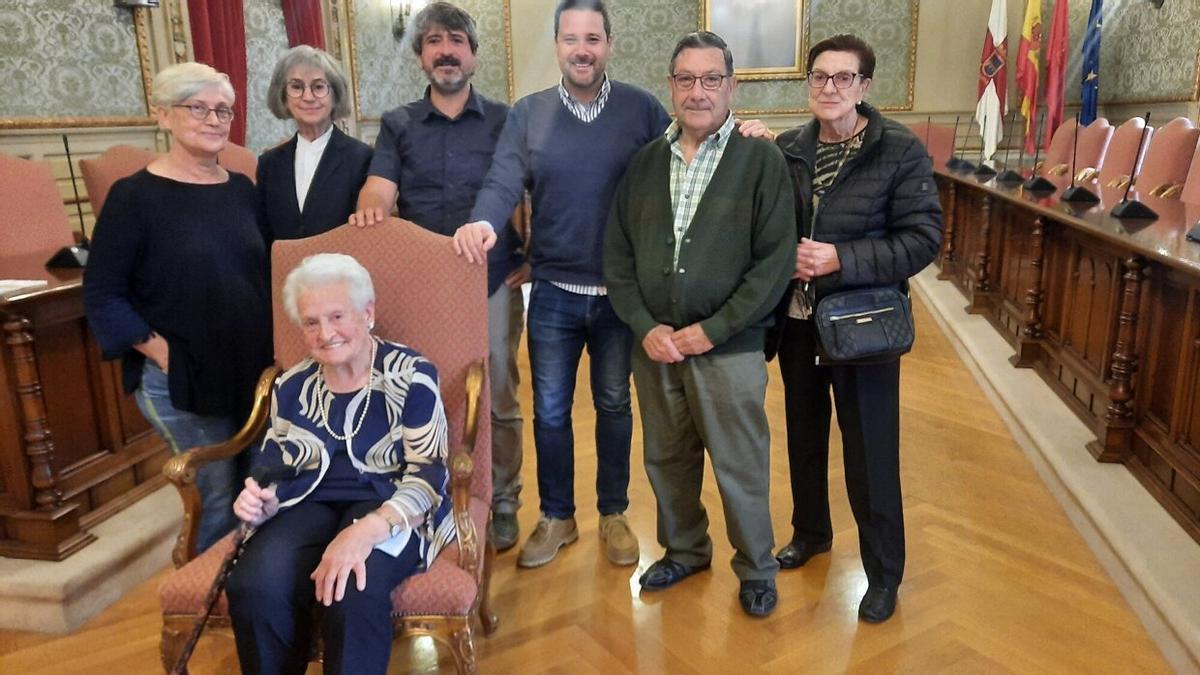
[1039,118,1077,176]
[1133,117,1199,198]
[1179,139,1200,204]
[1098,117,1154,191]
[0,152,76,257]
[79,145,157,217]
[158,218,496,673]
[217,142,258,183]
[907,121,956,168]
[1071,118,1114,183]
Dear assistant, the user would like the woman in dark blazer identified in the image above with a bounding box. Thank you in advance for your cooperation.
[258,46,372,242]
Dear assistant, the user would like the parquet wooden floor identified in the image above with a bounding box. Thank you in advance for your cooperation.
[0,295,1172,674]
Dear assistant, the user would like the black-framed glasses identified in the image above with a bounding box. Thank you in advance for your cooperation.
[173,103,235,123]
[670,73,730,91]
[807,71,863,90]
[285,79,331,99]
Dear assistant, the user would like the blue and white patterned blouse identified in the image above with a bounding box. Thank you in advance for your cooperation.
[253,337,456,567]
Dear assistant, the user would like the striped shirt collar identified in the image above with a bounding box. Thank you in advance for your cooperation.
[558,74,611,123]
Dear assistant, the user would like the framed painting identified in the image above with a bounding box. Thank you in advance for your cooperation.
[701,0,807,81]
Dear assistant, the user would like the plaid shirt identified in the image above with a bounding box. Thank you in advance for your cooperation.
[666,113,736,267]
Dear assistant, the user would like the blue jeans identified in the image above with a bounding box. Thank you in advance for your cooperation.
[135,361,239,553]
[527,281,633,519]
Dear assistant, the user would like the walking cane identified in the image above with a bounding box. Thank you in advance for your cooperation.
[171,464,295,675]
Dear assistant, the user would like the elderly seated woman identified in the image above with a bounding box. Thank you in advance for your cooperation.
[226,253,455,675]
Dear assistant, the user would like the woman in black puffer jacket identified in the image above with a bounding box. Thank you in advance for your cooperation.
[767,34,942,624]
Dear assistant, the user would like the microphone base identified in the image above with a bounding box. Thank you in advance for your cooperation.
[1061,185,1100,204]
[972,164,998,180]
[1023,176,1057,194]
[1187,222,1200,243]
[45,245,88,269]
[1110,198,1158,221]
[953,160,977,174]
[995,169,1024,186]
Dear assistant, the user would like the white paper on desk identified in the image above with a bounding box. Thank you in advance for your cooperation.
[0,279,49,295]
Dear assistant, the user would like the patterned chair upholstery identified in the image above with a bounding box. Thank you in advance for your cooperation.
[217,141,258,183]
[158,218,497,673]
[78,144,157,217]
[1133,117,1199,198]
[0,152,76,257]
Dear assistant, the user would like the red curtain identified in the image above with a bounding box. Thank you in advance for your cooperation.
[282,0,326,50]
[188,0,249,146]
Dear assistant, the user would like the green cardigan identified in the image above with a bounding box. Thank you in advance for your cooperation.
[604,131,797,355]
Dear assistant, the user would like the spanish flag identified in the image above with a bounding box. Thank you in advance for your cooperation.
[1016,0,1043,154]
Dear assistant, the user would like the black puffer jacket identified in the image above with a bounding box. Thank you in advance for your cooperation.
[766,102,943,359]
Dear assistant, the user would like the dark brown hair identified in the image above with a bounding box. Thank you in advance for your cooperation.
[806,34,875,79]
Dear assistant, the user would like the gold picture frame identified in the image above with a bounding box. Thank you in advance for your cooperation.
[700,0,808,82]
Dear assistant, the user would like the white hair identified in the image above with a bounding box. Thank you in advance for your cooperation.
[282,253,375,324]
[150,62,235,108]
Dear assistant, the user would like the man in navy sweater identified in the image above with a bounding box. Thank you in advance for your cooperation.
[453,0,670,569]
[351,3,528,551]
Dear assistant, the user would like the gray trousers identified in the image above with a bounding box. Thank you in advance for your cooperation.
[489,283,526,514]
[632,348,779,581]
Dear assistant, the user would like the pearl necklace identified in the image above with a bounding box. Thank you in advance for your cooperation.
[316,339,377,442]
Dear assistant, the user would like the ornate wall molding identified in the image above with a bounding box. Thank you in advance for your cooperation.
[0,4,156,130]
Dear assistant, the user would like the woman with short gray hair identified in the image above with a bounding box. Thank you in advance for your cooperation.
[84,62,273,554]
[257,45,373,241]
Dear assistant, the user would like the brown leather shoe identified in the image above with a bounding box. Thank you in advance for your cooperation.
[516,515,578,568]
[598,513,639,566]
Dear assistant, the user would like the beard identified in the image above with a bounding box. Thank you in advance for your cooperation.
[424,55,473,95]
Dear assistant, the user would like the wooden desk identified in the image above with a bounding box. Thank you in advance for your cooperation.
[0,252,169,560]
[935,169,1200,543]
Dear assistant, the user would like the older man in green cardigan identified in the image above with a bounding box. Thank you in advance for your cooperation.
[604,31,795,617]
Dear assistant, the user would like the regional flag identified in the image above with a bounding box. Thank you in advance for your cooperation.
[1042,0,1069,150]
[1016,0,1043,154]
[975,0,1008,161]
[1081,0,1103,125]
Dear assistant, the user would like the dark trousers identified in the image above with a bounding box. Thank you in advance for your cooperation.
[226,500,422,675]
[777,318,905,589]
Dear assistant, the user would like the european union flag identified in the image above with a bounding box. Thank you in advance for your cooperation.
[1080,0,1102,125]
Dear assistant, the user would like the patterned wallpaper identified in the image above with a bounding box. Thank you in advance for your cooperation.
[0,0,145,119]
[243,0,295,152]
[602,0,916,113]
[1061,0,1200,104]
[349,0,510,120]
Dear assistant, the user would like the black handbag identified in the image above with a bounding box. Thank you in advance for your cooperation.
[812,285,914,364]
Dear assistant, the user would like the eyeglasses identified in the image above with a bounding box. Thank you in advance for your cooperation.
[173,103,235,123]
[670,73,729,91]
[807,71,864,90]
[285,79,331,99]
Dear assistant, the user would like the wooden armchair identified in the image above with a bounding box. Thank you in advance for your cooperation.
[157,218,497,673]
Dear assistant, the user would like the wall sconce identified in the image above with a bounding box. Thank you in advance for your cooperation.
[391,0,426,42]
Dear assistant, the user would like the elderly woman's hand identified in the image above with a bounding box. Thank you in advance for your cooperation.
[310,514,390,606]
[795,238,841,281]
[233,476,279,526]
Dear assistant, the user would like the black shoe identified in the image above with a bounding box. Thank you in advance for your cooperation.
[489,512,519,552]
[775,539,832,569]
[858,586,897,623]
[638,557,710,591]
[738,579,778,617]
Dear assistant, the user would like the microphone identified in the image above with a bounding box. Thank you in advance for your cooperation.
[1110,111,1158,220]
[46,134,90,268]
[973,111,997,180]
[996,111,1024,186]
[946,115,963,170]
[1024,109,1057,193]
[952,115,976,173]
[1061,113,1100,203]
